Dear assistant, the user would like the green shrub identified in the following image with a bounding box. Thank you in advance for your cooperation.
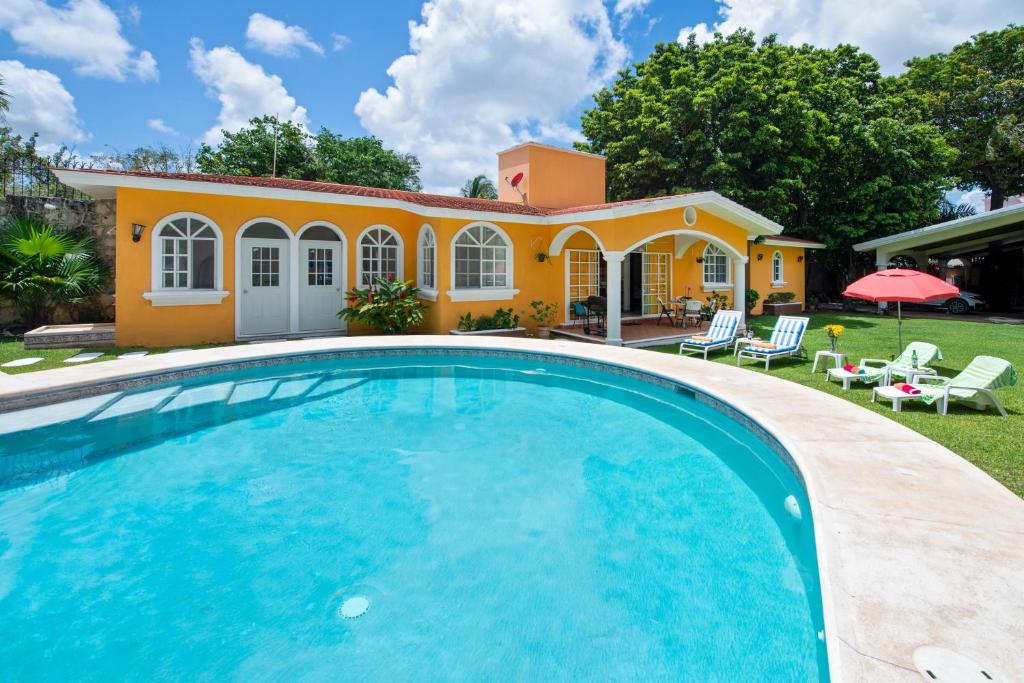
[745,288,760,311]
[456,307,521,331]
[529,300,558,326]
[338,275,427,334]
[0,217,106,328]
[765,291,796,304]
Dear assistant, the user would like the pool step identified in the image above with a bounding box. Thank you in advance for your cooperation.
[23,323,116,349]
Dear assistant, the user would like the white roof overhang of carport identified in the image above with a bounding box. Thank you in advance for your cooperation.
[853,203,1024,260]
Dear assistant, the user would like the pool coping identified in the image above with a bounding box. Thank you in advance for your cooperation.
[2,335,1022,681]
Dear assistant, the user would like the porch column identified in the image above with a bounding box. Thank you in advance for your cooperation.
[732,256,747,328]
[604,251,625,346]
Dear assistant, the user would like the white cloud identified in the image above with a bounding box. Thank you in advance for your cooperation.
[245,12,323,57]
[677,0,1024,73]
[0,59,87,153]
[0,0,157,81]
[331,33,351,52]
[951,188,989,213]
[189,38,310,144]
[355,0,628,193]
[613,0,650,21]
[146,118,180,136]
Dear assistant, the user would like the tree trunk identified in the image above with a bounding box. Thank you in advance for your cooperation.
[990,185,1005,210]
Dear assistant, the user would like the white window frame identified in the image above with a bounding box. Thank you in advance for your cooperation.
[356,225,403,287]
[417,224,438,301]
[447,221,518,302]
[702,243,731,290]
[771,250,786,287]
[144,211,228,307]
[564,248,601,323]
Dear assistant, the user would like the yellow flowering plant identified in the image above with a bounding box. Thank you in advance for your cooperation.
[824,324,845,352]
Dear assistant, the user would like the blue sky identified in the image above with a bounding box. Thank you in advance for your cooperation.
[2,0,1022,194]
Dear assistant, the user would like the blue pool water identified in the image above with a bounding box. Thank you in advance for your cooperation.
[0,353,828,681]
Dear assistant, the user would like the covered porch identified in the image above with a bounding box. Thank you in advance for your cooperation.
[549,225,748,346]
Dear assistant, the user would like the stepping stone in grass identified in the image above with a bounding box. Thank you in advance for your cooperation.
[65,352,104,363]
[118,351,149,358]
[2,357,44,368]
[166,348,193,354]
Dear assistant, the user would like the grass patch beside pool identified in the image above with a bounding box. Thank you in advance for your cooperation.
[0,337,229,375]
[650,312,1024,498]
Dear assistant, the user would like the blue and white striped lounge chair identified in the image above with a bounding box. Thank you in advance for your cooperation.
[678,310,742,360]
[736,316,810,369]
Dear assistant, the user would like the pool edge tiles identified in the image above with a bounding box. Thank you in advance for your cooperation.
[0,335,1023,682]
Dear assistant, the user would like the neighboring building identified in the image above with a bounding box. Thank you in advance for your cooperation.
[54,142,823,347]
[854,202,1024,312]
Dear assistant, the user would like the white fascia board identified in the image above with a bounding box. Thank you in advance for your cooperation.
[854,203,1024,252]
[52,170,785,234]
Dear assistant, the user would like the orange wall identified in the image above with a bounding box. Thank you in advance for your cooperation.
[747,244,806,315]
[497,143,606,209]
[113,189,809,346]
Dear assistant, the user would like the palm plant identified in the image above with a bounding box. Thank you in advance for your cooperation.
[459,174,498,199]
[0,217,106,328]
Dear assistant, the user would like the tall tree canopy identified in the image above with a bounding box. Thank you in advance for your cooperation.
[903,24,1024,209]
[459,174,498,199]
[577,31,954,285]
[196,116,421,191]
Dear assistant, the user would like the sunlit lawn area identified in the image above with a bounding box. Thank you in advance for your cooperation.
[0,337,229,375]
[649,312,1024,498]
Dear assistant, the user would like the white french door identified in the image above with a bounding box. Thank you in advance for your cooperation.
[299,241,344,332]
[240,238,290,336]
[565,249,601,322]
[641,252,671,316]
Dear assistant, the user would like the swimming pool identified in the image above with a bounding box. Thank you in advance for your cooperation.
[0,351,828,680]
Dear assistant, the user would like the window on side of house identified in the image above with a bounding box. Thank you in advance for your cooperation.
[453,224,511,289]
[158,216,217,290]
[702,243,729,288]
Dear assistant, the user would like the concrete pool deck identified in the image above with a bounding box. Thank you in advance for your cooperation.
[0,335,1021,681]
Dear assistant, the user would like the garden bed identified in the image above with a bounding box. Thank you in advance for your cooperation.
[762,301,804,316]
[449,327,527,337]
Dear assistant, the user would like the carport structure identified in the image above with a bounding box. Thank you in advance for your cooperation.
[854,203,1024,311]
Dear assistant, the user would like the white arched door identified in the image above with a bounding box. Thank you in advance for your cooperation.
[239,222,291,337]
[298,225,345,333]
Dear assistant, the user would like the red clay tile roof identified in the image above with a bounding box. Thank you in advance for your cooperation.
[55,168,696,217]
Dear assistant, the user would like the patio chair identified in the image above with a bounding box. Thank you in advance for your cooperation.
[678,310,742,360]
[572,301,596,335]
[873,355,1017,416]
[682,299,703,328]
[859,341,943,384]
[657,298,677,327]
[736,316,810,369]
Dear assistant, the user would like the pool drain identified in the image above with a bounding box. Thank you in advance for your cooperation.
[340,596,370,619]
[913,645,999,680]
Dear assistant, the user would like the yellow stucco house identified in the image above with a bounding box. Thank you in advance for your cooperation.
[54,142,822,348]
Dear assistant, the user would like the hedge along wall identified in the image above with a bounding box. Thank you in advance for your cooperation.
[0,196,117,328]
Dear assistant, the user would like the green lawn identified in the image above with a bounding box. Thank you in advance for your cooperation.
[0,337,228,374]
[650,312,1024,498]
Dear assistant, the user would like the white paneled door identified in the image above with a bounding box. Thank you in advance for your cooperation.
[299,241,344,332]
[641,252,671,316]
[240,238,290,336]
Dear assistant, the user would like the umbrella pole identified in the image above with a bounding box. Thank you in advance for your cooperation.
[897,301,903,354]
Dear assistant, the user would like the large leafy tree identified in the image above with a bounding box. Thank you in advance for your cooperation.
[459,174,498,199]
[578,31,954,288]
[902,25,1024,209]
[195,115,421,191]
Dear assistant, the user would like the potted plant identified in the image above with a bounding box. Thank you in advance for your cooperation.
[529,300,558,338]
[450,307,525,337]
[824,323,844,352]
[338,274,428,334]
[745,288,760,314]
[762,291,802,316]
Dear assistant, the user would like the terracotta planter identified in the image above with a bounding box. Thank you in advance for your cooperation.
[536,326,552,339]
[762,302,803,316]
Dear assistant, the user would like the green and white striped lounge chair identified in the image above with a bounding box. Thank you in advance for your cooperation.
[907,356,1017,416]
[736,316,809,369]
[678,310,742,360]
[859,341,943,384]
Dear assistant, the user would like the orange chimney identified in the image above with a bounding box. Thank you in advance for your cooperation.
[497,142,606,210]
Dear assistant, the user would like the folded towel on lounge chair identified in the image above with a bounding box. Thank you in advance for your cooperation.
[895,382,922,395]
[690,335,712,342]
[843,363,856,373]
[753,342,778,349]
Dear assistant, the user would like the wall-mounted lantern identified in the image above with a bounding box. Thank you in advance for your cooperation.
[797,255,804,262]
[756,253,764,261]
[132,223,146,243]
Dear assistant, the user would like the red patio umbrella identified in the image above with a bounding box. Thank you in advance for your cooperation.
[843,269,959,352]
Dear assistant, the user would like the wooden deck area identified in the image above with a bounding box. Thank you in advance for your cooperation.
[550,317,710,348]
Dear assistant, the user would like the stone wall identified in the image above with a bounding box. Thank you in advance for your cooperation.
[0,196,117,328]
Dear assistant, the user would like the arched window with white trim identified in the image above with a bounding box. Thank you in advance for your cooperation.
[771,250,784,284]
[158,215,218,289]
[453,223,512,289]
[418,225,436,291]
[358,226,401,285]
[702,243,730,288]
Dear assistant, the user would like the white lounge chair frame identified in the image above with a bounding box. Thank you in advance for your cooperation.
[678,310,742,360]
[736,316,810,369]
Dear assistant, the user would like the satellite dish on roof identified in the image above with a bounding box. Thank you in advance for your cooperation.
[504,172,527,204]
